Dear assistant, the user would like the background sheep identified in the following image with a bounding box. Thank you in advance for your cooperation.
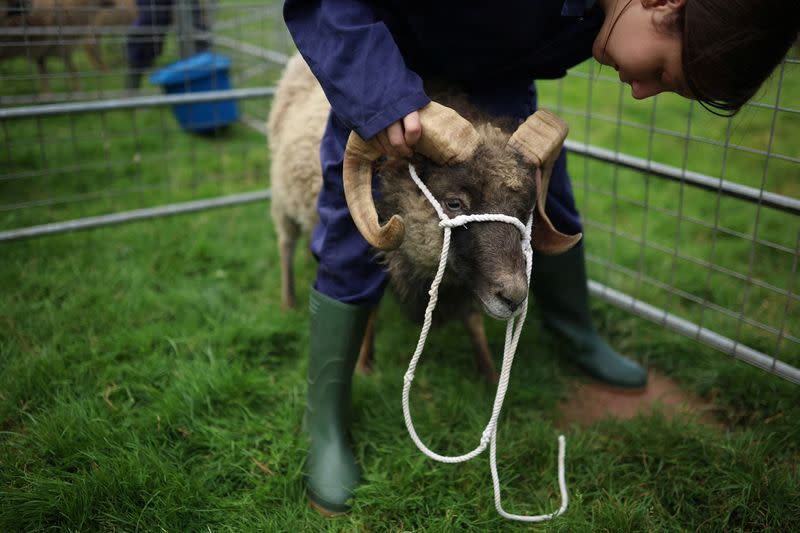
[1,0,136,92]
[267,53,579,381]
[84,0,137,73]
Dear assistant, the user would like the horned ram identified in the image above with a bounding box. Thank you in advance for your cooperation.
[267,53,581,380]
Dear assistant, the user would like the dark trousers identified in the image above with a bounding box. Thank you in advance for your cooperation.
[126,0,209,70]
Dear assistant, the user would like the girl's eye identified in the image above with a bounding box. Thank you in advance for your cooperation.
[444,198,463,211]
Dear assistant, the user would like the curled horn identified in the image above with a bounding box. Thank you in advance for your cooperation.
[506,110,583,255]
[343,102,480,251]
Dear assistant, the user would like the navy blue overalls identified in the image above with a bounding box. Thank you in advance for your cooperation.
[284,0,604,305]
[127,0,209,71]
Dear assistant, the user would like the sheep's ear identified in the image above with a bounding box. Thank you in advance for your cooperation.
[532,168,582,255]
[507,110,582,255]
[414,102,480,165]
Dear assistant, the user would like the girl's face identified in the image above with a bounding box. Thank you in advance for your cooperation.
[593,0,691,100]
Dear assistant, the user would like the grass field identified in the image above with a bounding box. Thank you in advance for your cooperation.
[2,8,799,532]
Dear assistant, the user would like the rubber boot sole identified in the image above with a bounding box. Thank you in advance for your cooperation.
[309,495,348,517]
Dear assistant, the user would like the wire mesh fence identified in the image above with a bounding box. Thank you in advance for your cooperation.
[1,1,798,384]
[1,0,288,230]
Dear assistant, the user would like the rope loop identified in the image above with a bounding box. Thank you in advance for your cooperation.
[402,163,568,522]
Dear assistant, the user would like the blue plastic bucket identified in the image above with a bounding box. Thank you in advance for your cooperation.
[150,52,239,133]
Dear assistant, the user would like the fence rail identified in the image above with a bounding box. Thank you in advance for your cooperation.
[0,88,275,119]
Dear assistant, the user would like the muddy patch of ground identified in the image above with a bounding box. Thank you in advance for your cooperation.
[558,370,721,429]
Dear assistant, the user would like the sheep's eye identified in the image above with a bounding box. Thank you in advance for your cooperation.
[443,198,463,212]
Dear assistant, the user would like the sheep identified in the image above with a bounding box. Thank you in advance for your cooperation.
[1,0,136,92]
[267,53,581,381]
[83,0,137,73]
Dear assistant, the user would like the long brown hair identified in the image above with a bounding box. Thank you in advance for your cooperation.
[675,0,799,115]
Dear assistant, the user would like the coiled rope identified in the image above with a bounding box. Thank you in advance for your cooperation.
[402,163,568,522]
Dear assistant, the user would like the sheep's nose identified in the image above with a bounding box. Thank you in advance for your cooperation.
[495,286,527,313]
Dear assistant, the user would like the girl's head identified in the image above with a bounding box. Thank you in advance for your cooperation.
[593,0,800,114]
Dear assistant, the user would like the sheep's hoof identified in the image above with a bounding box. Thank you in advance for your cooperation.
[356,354,374,375]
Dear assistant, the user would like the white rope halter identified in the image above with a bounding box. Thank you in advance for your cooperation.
[402,163,568,522]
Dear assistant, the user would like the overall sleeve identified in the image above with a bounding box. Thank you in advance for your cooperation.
[283,0,431,140]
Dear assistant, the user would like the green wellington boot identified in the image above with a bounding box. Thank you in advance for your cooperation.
[304,288,371,515]
[532,245,648,388]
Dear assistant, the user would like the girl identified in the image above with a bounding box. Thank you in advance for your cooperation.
[282,0,799,515]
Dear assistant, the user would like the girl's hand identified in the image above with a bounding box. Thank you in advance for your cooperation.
[368,111,422,158]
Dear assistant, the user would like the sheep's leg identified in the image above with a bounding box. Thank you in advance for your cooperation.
[463,311,498,383]
[276,215,301,309]
[63,51,81,91]
[356,306,378,375]
[84,38,107,72]
[35,56,50,94]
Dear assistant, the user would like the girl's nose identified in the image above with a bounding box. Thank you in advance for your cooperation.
[630,81,664,100]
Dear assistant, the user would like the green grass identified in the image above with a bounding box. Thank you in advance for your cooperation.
[2,206,799,531]
[1,10,799,532]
